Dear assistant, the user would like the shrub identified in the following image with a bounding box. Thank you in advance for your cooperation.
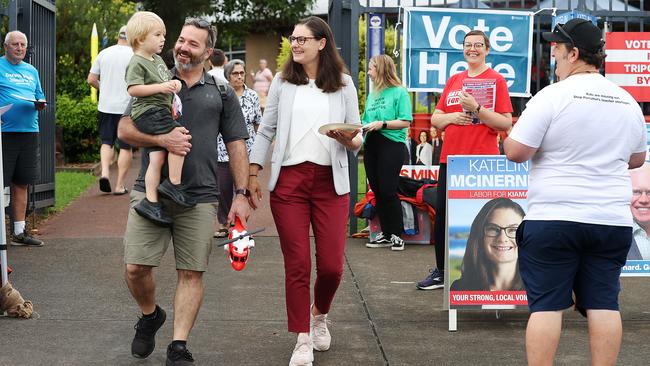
[56,94,100,163]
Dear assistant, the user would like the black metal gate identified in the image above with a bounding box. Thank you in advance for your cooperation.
[1,0,56,212]
[329,0,649,233]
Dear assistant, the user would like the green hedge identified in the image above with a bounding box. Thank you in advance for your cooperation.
[56,94,100,163]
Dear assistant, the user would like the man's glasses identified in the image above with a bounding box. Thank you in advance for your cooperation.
[289,36,318,45]
[632,189,650,197]
[554,23,575,48]
[231,71,245,77]
[463,42,485,49]
[484,224,518,238]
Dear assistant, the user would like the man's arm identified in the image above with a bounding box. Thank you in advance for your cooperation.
[117,116,192,156]
[504,137,537,163]
[225,139,252,227]
[87,72,100,90]
[629,152,647,169]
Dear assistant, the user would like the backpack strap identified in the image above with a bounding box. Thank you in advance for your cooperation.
[212,75,228,101]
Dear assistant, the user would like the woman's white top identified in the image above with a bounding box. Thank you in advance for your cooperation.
[282,79,332,166]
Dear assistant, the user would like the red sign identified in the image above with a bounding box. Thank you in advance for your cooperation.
[605,32,650,102]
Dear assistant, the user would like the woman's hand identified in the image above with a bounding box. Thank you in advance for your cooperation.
[449,112,473,126]
[459,91,479,113]
[248,175,262,210]
[326,128,360,149]
[361,121,384,132]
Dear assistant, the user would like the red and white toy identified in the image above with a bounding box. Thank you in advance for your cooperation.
[224,217,255,271]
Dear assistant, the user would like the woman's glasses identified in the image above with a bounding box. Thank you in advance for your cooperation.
[230,71,246,77]
[463,42,485,49]
[289,36,318,45]
[484,224,518,238]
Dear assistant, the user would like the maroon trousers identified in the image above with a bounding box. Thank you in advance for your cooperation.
[270,162,349,333]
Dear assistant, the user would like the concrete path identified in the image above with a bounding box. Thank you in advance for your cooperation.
[2,155,650,365]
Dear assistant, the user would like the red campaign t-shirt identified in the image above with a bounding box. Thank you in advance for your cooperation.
[436,68,513,163]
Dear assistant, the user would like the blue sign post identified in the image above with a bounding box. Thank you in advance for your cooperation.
[403,8,534,97]
[366,13,385,93]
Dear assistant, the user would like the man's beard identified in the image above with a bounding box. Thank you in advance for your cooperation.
[174,49,204,71]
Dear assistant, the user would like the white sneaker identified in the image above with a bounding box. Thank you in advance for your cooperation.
[289,333,314,366]
[366,232,392,248]
[310,309,331,351]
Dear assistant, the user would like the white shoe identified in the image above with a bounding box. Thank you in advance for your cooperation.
[310,308,331,351]
[289,333,313,366]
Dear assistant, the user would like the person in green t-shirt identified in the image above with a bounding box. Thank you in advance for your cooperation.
[125,11,194,226]
[362,54,413,252]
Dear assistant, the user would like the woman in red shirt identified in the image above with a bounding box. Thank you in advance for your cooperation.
[416,30,513,290]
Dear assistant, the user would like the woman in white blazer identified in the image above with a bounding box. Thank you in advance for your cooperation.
[248,16,362,366]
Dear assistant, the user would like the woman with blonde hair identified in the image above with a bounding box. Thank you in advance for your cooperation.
[363,54,413,251]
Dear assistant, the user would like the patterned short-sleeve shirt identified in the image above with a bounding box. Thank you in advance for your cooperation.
[217,86,261,162]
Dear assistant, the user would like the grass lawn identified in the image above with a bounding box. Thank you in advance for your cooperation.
[46,171,97,214]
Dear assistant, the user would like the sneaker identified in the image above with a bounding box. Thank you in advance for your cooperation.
[158,179,196,208]
[11,232,44,247]
[310,308,331,351]
[390,234,405,251]
[366,232,392,248]
[416,268,444,290]
[166,342,194,366]
[289,333,313,366]
[131,305,166,358]
[134,198,173,227]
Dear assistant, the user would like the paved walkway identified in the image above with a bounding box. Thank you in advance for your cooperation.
[2,155,650,365]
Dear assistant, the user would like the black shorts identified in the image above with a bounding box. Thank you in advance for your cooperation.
[517,220,631,313]
[2,132,40,186]
[133,106,181,136]
[97,112,132,149]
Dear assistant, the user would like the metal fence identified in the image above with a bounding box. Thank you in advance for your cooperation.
[329,0,649,233]
[1,0,56,214]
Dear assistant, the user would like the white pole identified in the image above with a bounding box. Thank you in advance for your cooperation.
[1,120,9,287]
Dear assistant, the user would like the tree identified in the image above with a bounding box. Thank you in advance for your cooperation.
[56,0,136,98]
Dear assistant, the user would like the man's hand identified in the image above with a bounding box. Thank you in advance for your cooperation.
[158,127,192,155]
[35,100,46,111]
[227,195,251,228]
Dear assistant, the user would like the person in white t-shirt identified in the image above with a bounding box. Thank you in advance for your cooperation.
[207,48,227,83]
[504,19,647,366]
[87,25,134,195]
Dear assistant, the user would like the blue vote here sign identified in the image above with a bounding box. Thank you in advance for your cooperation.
[403,8,534,97]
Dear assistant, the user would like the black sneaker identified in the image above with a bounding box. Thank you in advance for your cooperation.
[416,268,444,290]
[366,232,392,248]
[131,305,166,358]
[166,342,195,366]
[134,198,173,227]
[158,179,196,208]
[11,232,44,247]
[390,234,405,251]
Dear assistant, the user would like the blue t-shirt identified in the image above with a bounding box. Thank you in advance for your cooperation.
[0,56,46,132]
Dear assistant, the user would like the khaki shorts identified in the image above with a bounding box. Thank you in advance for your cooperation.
[124,190,217,271]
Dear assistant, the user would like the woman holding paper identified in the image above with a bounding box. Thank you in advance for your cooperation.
[248,16,362,366]
[362,54,413,251]
[450,198,525,291]
[417,30,513,290]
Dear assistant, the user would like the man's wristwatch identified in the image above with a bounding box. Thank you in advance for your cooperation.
[475,104,482,114]
[235,188,250,197]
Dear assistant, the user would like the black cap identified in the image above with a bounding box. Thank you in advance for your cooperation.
[542,18,603,53]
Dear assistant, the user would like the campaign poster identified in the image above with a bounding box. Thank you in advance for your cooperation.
[402,7,533,96]
[446,155,529,309]
[621,139,650,276]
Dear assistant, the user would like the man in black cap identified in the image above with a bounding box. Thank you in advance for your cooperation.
[504,18,647,365]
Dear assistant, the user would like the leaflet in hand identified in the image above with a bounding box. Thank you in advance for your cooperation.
[462,79,496,125]
[11,94,47,104]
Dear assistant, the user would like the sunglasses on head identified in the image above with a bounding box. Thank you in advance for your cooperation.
[554,23,575,48]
